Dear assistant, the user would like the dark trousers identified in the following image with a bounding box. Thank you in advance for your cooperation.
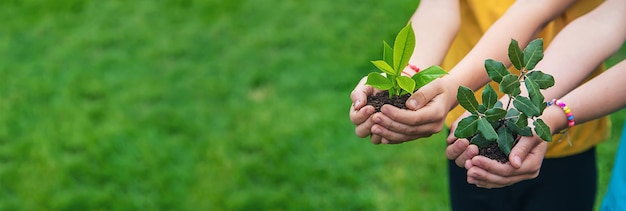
[448,147,597,211]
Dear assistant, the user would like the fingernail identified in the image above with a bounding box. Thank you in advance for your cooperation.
[513,156,522,167]
[373,128,381,134]
[355,100,361,107]
[374,116,381,123]
[380,106,388,113]
[408,99,418,109]
[467,177,476,184]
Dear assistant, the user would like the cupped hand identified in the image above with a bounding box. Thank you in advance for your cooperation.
[464,135,548,188]
[445,112,479,167]
[370,78,452,144]
[349,76,383,144]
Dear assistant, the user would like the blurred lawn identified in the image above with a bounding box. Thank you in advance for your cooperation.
[0,0,624,210]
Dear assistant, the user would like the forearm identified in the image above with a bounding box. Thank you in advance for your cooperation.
[405,0,460,74]
[536,0,626,101]
[442,0,577,109]
[543,60,626,133]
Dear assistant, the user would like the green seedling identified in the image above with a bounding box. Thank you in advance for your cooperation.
[366,22,446,98]
[455,38,555,156]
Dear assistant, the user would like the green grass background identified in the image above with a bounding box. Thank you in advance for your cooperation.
[1,0,624,210]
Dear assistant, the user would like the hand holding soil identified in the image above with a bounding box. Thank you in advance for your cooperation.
[350,23,446,144]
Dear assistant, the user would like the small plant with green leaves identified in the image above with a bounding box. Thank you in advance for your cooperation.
[454,38,555,163]
[365,22,446,111]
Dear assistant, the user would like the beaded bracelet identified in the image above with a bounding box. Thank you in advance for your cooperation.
[547,99,575,127]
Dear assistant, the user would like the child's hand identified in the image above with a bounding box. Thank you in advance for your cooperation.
[369,78,451,144]
[446,112,479,167]
[464,135,547,188]
[349,76,383,144]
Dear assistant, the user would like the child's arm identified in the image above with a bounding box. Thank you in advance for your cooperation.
[544,61,626,135]
[446,0,626,188]
[437,0,581,108]
[448,0,626,167]
[404,0,460,75]
[371,0,580,143]
[350,0,460,144]
[531,0,626,106]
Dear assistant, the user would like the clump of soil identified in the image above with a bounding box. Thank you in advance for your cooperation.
[478,142,508,163]
[366,91,410,112]
[477,135,519,163]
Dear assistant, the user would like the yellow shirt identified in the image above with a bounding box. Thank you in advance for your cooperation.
[443,0,609,158]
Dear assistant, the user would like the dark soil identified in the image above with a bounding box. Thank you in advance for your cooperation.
[478,142,508,163]
[366,91,410,112]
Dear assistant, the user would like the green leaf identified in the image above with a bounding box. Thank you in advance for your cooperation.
[534,119,552,142]
[420,65,447,75]
[397,76,416,94]
[516,113,528,129]
[506,118,532,136]
[365,72,393,90]
[457,86,480,114]
[524,77,544,111]
[505,108,525,122]
[524,39,544,70]
[455,115,479,138]
[478,117,498,141]
[485,108,507,122]
[513,96,541,117]
[506,108,520,118]
[490,118,500,129]
[482,84,498,109]
[478,105,487,114]
[484,59,510,83]
[508,39,524,70]
[505,109,531,135]
[393,23,415,74]
[470,134,492,147]
[497,127,514,156]
[526,71,555,89]
[412,65,447,89]
[499,74,521,96]
[371,60,396,76]
[494,101,503,109]
[383,41,393,66]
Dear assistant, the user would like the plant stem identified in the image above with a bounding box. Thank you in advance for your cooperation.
[506,68,528,111]
[505,95,513,110]
[518,68,528,81]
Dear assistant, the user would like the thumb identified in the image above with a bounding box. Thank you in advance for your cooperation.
[350,77,373,110]
[446,119,459,145]
[406,79,442,110]
[508,136,540,169]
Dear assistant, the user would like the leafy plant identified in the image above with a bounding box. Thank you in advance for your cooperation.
[454,39,555,156]
[366,22,447,97]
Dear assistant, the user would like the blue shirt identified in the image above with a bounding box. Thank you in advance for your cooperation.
[601,123,626,211]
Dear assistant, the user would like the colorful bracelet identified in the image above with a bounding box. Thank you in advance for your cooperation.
[547,99,575,127]
[402,64,420,76]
